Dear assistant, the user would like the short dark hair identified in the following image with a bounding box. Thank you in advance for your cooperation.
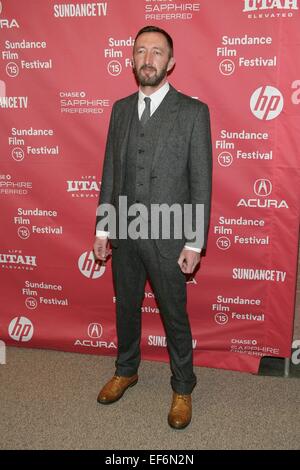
[135,25,174,57]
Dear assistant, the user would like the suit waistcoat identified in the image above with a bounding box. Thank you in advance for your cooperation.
[122,96,168,209]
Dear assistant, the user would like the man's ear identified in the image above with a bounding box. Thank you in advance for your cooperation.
[167,57,176,72]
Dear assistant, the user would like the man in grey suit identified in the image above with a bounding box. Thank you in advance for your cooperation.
[94,26,212,429]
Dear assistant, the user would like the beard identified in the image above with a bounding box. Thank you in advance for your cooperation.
[134,63,168,87]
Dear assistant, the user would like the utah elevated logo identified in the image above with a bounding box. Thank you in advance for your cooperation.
[243,0,299,12]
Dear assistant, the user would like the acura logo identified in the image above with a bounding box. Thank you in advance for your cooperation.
[254,179,272,197]
[88,323,103,338]
[237,178,288,209]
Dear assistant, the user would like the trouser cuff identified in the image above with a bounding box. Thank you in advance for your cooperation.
[171,377,197,395]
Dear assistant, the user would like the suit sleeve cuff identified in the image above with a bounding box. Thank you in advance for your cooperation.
[96,230,110,238]
[184,245,201,253]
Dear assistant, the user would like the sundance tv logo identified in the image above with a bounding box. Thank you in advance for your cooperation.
[78,251,105,279]
[0,76,28,109]
[250,86,283,120]
[8,316,34,342]
[53,2,108,18]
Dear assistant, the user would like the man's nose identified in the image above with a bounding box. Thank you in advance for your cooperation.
[144,51,153,66]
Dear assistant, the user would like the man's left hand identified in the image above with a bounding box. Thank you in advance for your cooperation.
[177,249,201,274]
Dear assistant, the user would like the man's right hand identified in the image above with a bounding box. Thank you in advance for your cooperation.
[93,236,111,262]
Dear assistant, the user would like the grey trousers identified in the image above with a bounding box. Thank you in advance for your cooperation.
[111,237,197,394]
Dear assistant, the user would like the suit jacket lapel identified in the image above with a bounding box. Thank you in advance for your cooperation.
[118,93,138,189]
[119,93,138,166]
[151,85,181,171]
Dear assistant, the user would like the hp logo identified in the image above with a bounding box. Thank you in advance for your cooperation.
[9,317,34,342]
[250,85,283,120]
[78,251,105,279]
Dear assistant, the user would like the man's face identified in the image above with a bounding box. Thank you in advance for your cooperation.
[133,32,175,87]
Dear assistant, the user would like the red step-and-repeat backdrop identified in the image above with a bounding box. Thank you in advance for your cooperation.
[1,0,299,373]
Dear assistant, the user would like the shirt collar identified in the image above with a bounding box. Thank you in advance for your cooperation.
[138,81,170,106]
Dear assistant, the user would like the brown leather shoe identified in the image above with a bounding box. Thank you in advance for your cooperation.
[97,374,138,405]
[168,392,192,429]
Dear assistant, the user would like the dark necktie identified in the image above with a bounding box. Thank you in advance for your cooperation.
[140,97,151,126]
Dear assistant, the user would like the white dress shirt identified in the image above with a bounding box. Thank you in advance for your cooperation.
[96,81,200,253]
[138,81,170,119]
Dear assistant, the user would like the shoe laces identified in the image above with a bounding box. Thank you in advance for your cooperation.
[175,394,190,404]
[109,376,123,387]
[113,375,122,382]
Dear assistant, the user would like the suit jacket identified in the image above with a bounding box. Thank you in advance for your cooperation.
[96,84,212,259]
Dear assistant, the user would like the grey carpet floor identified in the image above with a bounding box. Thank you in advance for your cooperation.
[0,346,299,450]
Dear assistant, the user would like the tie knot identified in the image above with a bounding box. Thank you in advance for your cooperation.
[144,97,151,106]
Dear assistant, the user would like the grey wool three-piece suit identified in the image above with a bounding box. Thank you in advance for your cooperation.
[96,85,212,394]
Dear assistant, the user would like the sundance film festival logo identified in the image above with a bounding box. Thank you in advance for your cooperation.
[250,86,283,120]
[8,316,34,342]
[215,312,229,325]
[78,251,105,279]
[238,178,288,209]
